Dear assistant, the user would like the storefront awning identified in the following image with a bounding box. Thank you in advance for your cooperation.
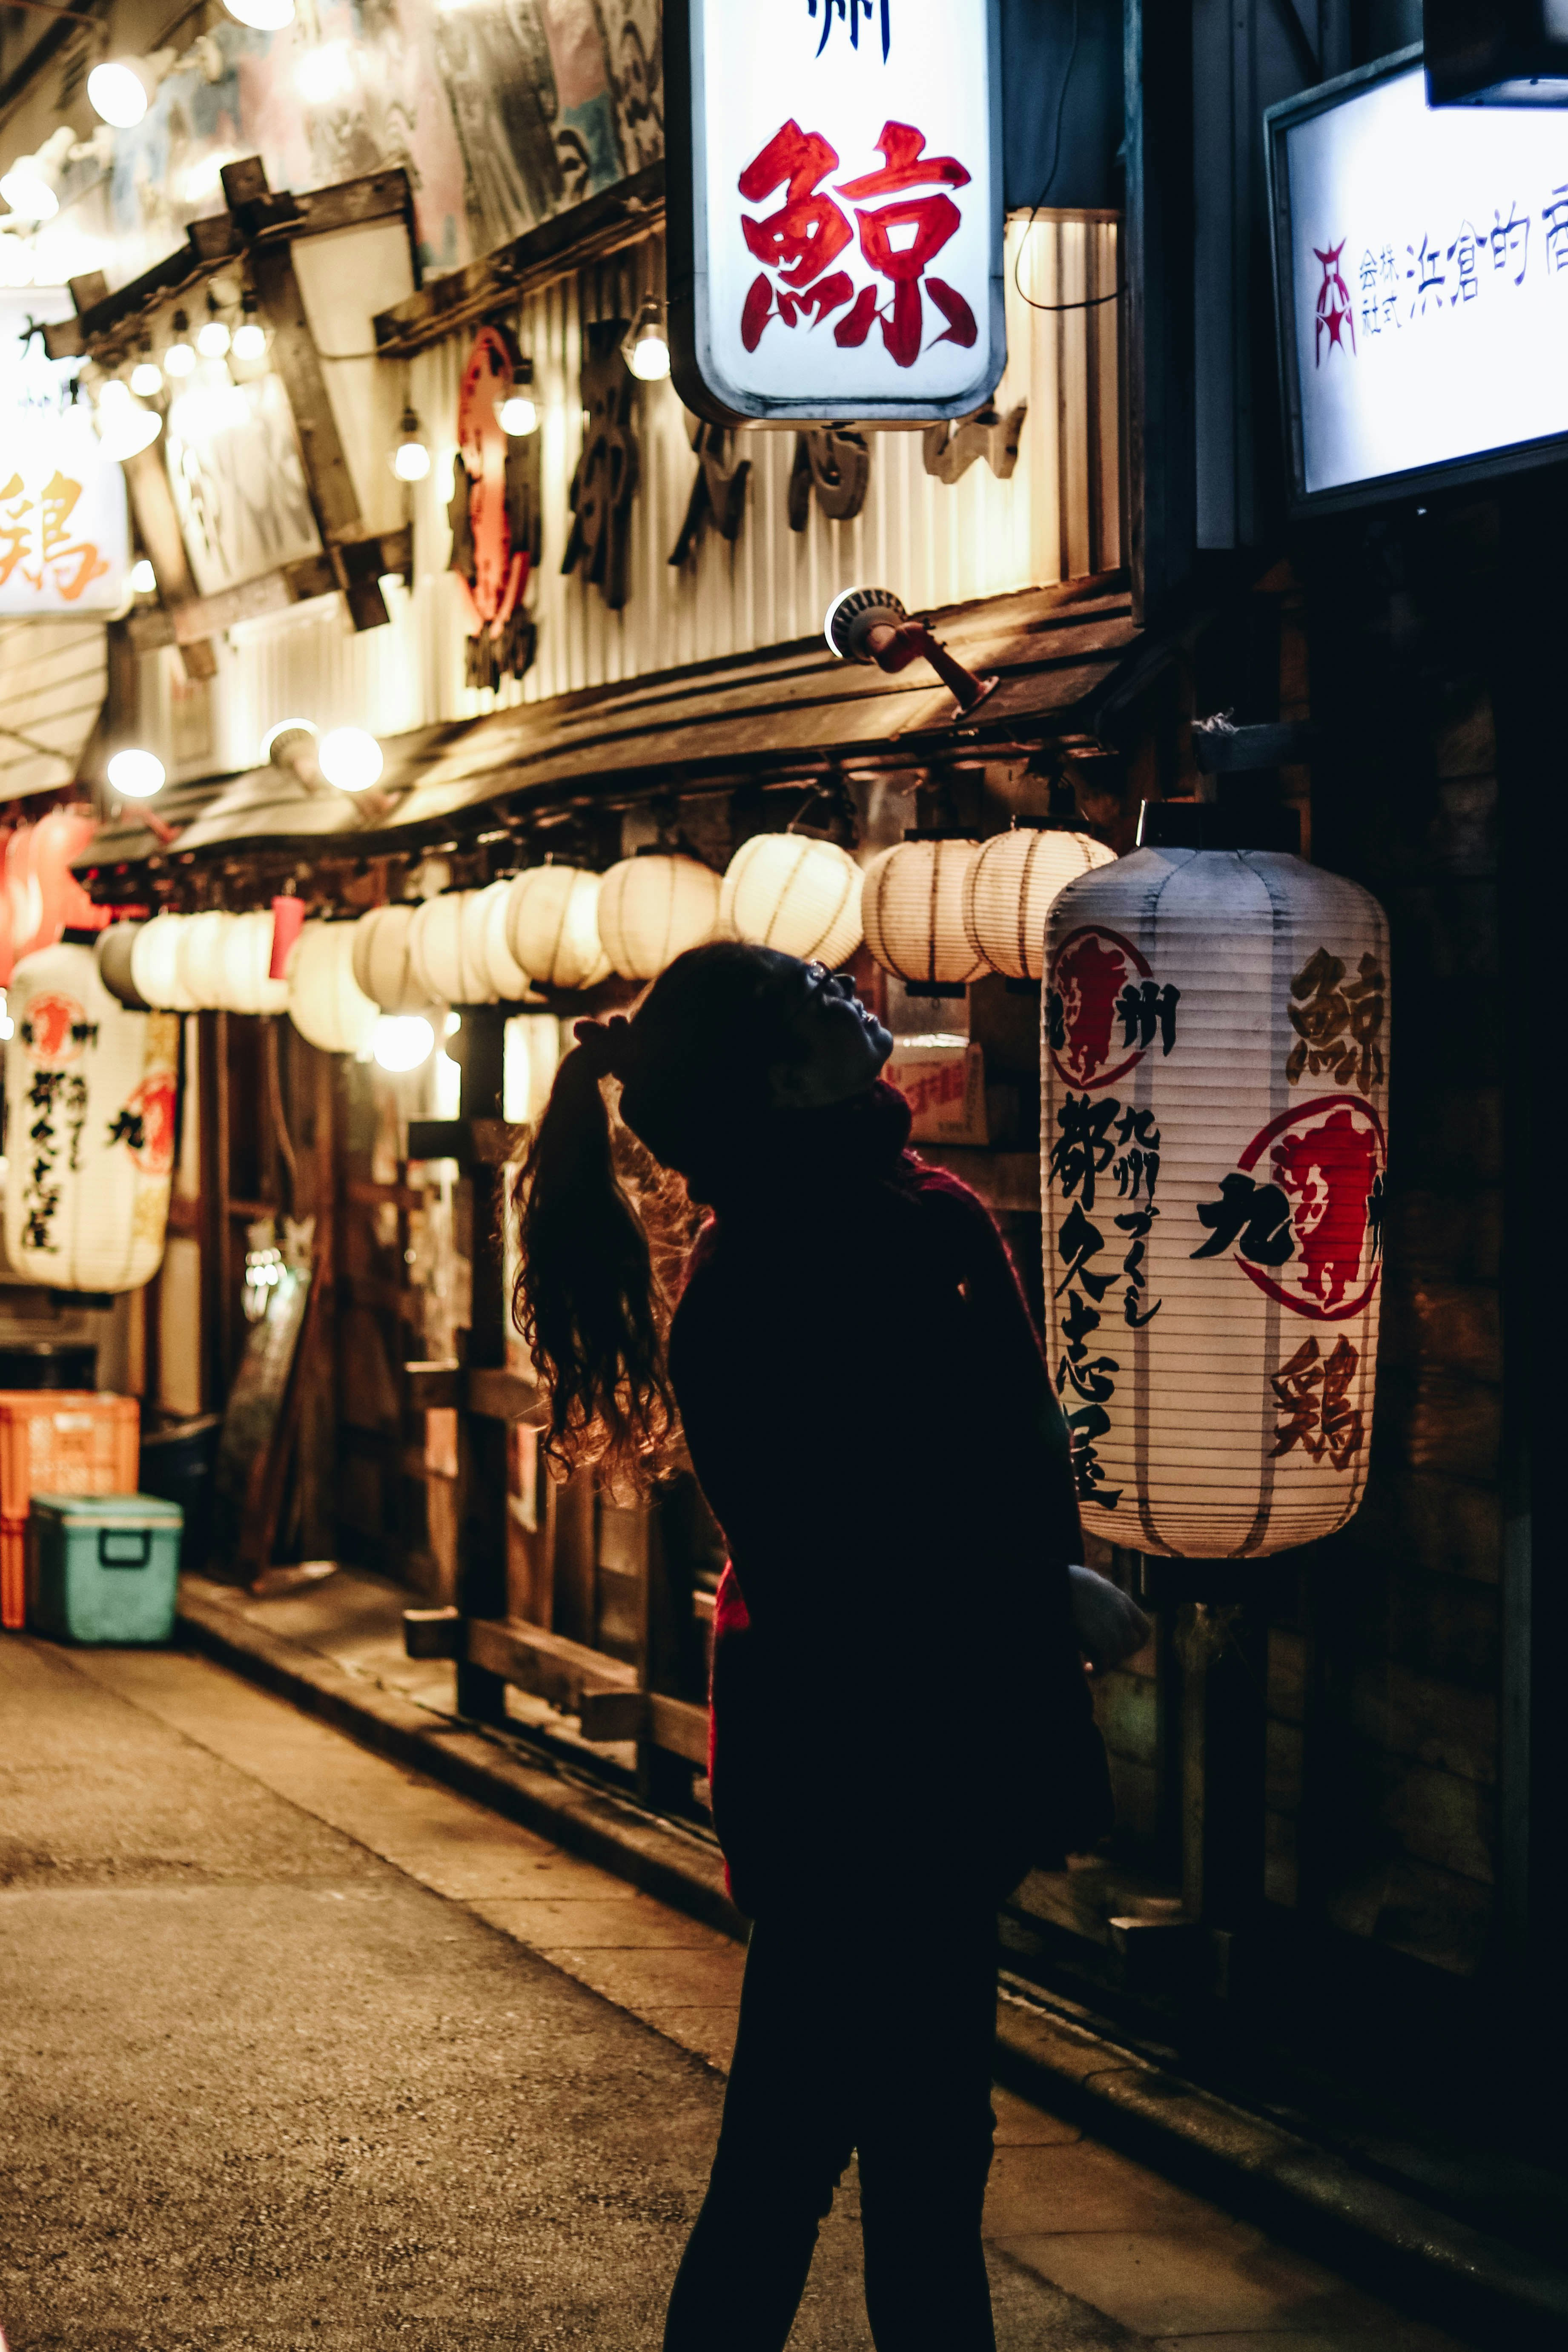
[80,573,1138,876]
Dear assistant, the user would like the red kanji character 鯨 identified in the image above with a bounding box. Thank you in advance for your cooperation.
[834,121,975,367]
[737,122,857,352]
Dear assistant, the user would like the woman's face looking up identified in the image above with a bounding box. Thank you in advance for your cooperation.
[765,958,894,1111]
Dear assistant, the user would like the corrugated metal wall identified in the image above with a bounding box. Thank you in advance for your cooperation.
[195,213,1119,780]
[0,619,106,800]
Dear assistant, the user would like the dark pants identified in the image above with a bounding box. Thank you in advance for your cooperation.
[663,1895,1000,2352]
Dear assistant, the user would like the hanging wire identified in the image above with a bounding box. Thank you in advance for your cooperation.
[1012,0,1127,317]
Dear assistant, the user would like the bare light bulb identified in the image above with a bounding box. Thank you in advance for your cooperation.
[222,0,295,27]
[198,315,231,359]
[318,727,384,792]
[391,403,430,481]
[622,296,671,381]
[373,1014,435,1072]
[129,358,163,396]
[163,316,196,378]
[232,317,267,361]
[0,157,59,223]
[108,748,166,799]
[496,392,538,436]
[129,558,157,594]
[87,60,152,129]
[95,379,162,460]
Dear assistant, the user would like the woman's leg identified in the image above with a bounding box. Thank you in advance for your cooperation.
[854,1900,1000,2352]
[663,1914,854,2352]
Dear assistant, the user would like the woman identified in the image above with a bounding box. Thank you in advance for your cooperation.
[516,939,1148,2352]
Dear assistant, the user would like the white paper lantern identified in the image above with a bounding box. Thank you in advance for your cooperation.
[1041,845,1391,1560]
[962,828,1116,981]
[287,920,379,1054]
[351,904,426,1013]
[720,834,865,967]
[505,865,614,991]
[596,854,720,982]
[470,877,532,1001]
[176,909,232,1011]
[861,839,985,987]
[221,909,290,1015]
[130,912,198,1013]
[3,942,178,1291]
[409,890,494,1006]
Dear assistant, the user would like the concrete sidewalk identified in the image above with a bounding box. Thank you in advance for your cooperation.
[3,1632,1475,2352]
[172,1569,1568,2350]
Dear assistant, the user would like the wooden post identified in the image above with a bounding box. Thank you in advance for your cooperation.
[452,1007,511,1724]
[1173,1588,1269,1996]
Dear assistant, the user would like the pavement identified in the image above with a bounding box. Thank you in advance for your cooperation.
[0,1630,1476,2352]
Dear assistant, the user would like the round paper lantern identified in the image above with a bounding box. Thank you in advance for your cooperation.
[351,904,427,1014]
[408,890,493,1005]
[861,839,985,988]
[1041,843,1390,1560]
[3,941,178,1291]
[962,827,1116,981]
[287,920,379,1054]
[29,806,104,944]
[720,834,865,967]
[470,877,531,1001]
[5,824,41,970]
[176,909,232,1010]
[0,826,13,986]
[221,909,290,1015]
[596,854,720,982]
[505,865,613,992]
[97,921,149,1010]
[131,912,198,1012]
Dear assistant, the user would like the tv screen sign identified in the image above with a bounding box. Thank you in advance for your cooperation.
[1267,46,1568,513]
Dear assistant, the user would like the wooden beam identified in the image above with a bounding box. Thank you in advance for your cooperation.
[647,1692,711,1767]
[467,1365,536,1423]
[373,162,665,359]
[125,531,411,653]
[120,444,217,681]
[465,1615,638,1702]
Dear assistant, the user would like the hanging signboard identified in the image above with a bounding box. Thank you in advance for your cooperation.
[1267,47,1568,513]
[0,293,129,616]
[665,0,1005,424]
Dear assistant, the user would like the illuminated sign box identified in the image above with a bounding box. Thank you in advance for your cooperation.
[1267,45,1568,514]
[0,292,128,617]
[665,0,1005,425]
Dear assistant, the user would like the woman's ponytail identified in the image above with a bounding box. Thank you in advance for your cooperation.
[513,1023,677,1489]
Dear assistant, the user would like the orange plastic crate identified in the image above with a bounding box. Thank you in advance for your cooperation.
[0,1392,140,1629]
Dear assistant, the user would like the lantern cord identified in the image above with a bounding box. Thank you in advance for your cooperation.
[265,1015,299,1213]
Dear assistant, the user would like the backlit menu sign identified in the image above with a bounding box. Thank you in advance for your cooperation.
[666,0,1005,425]
[1267,47,1568,512]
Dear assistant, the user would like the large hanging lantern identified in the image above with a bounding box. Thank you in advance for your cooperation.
[351,904,427,1013]
[963,827,1115,981]
[596,853,720,982]
[97,922,149,1010]
[408,891,494,1006]
[504,865,613,992]
[862,839,985,989]
[176,909,232,1010]
[3,942,178,1291]
[1041,835,1390,1559]
[130,912,199,1013]
[469,877,531,1001]
[221,910,290,1016]
[720,834,864,967]
[287,921,378,1054]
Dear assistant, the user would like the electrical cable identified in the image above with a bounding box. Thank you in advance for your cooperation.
[1012,0,1127,318]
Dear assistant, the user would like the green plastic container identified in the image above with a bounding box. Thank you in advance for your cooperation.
[27,1492,184,1645]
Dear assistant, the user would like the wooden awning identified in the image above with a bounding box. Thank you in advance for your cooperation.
[79,573,1138,878]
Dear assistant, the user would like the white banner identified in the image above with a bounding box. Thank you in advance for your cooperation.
[0,292,128,617]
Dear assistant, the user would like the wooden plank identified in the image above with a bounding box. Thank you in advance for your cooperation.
[126,533,410,653]
[404,1604,462,1658]
[120,444,217,682]
[373,163,665,357]
[248,240,370,558]
[405,1360,461,1408]
[465,1616,638,1695]
[647,1692,710,1767]
[467,1365,536,1422]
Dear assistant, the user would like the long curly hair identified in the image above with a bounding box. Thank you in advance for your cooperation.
[513,940,803,1491]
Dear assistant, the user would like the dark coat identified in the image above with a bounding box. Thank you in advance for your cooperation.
[668,1082,1111,1917]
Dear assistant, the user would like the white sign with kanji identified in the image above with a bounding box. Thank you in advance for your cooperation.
[669,0,1004,422]
[0,293,129,617]
[1271,59,1568,508]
